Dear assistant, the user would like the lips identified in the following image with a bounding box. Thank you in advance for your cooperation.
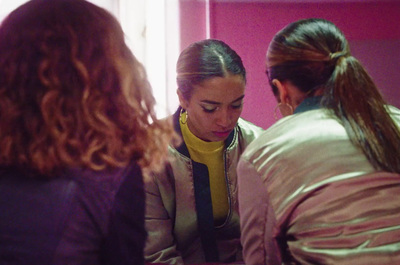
[213,130,232,138]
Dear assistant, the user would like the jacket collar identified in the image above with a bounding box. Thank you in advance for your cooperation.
[294,96,323,114]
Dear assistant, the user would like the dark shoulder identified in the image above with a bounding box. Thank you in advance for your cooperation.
[60,162,144,230]
[65,162,143,193]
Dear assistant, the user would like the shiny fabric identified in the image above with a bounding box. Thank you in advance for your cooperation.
[238,105,400,265]
[144,110,264,265]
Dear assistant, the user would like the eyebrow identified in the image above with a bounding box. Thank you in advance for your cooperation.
[200,95,245,105]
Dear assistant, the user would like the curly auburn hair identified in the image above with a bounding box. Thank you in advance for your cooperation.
[0,0,176,177]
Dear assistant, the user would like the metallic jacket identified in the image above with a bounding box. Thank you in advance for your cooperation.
[144,110,264,264]
[238,105,400,265]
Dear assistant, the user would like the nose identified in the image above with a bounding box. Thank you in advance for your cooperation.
[216,108,232,128]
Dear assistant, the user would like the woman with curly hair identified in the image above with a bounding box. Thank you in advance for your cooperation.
[0,0,175,264]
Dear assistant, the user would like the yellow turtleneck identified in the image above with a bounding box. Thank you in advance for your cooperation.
[180,112,229,225]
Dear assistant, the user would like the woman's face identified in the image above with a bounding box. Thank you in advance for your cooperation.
[178,74,246,142]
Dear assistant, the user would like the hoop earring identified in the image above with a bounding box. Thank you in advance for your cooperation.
[273,103,293,120]
[180,108,188,124]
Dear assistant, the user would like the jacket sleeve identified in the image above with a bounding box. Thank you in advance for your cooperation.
[143,169,184,265]
[237,157,281,265]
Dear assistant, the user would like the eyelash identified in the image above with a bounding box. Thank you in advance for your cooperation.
[203,108,216,113]
[232,103,243,109]
[202,104,243,113]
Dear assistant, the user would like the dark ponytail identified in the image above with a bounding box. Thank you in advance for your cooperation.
[324,55,400,172]
[267,18,400,173]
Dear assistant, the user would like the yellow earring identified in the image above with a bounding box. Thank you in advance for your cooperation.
[179,108,188,124]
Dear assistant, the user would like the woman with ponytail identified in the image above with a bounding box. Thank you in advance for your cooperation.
[237,18,400,264]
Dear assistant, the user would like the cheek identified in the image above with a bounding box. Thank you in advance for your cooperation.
[202,113,222,129]
[231,109,243,121]
[191,111,210,127]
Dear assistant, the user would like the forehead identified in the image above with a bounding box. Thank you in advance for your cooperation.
[191,75,245,102]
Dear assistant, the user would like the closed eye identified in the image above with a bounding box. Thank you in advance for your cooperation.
[201,105,218,113]
[231,102,243,109]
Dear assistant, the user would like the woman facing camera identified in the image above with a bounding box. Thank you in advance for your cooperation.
[144,39,263,264]
[238,18,400,265]
[0,0,175,264]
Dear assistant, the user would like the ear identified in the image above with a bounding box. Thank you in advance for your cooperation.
[272,79,290,104]
[177,90,189,109]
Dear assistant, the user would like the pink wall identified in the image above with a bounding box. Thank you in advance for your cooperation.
[179,1,208,51]
[180,1,400,129]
